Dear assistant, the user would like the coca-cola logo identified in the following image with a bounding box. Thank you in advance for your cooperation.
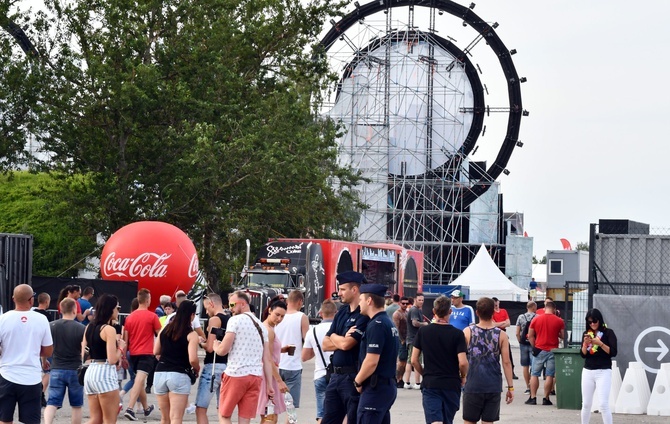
[103,251,171,279]
[188,253,199,278]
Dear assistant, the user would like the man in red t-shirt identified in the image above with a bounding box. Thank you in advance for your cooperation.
[526,300,564,406]
[122,288,161,420]
[492,297,518,380]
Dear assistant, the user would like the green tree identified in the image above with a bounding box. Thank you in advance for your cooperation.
[0,171,97,276]
[4,0,361,287]
[576,242,589,251]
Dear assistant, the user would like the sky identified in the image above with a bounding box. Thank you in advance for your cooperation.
[13,0,670,259]
[441,1,670,257]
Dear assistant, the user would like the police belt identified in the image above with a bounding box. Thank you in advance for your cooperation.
[333,365,358,374]
[363,375,395,387]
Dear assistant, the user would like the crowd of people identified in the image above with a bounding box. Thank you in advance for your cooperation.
[0,278,617,424]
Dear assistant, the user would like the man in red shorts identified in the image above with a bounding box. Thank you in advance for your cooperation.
[214,291,274,424]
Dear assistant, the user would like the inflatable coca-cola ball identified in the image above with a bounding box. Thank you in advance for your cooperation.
[101,221,198,310]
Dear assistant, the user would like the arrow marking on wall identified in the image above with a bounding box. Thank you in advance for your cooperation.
[645,339,669,361]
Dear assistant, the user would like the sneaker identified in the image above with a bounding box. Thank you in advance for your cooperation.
[524,388,530,394]
[143,404,155,417]
[542,397,553,406]
[411,383,421,390]
[396,380,405,389]
[513,374,519,380]
[124,408,137,421]
[404,382,411,389]
[525,397,537,405]
[550,390,556,395]
[118,403,123,415]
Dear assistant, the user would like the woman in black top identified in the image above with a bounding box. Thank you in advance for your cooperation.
[580,308,617,424]
[153,300,200,424]
[82,294,127,424]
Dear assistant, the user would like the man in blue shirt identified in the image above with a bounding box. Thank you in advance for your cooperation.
[449,290,475,331]
[322,271,369,424]
[77,287,94,325]
[354,284,399,424]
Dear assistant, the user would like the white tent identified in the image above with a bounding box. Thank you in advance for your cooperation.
[452,244,529,301]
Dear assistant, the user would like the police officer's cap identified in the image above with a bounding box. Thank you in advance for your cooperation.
[359,284,387,297]
[336,271,367,286]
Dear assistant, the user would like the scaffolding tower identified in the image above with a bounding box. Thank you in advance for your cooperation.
[321,1,523,284]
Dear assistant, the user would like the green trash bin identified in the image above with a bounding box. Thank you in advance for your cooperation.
[552,348,585,409]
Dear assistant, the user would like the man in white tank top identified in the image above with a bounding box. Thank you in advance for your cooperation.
[274,290,309,412]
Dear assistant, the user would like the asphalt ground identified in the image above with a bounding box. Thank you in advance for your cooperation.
[34,329,669,423]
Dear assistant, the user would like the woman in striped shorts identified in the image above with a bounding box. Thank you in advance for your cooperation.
[82,294,127,423]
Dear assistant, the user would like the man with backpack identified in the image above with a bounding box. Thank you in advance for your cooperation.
[515,301,537,394]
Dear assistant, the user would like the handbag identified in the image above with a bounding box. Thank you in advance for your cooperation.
[185,367,198,385]
[313,327,332,383]
[77,363,89,386]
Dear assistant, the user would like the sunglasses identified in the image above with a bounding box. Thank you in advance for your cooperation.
[401,302,409,305]
[587,319,598,324]
[229,303,236,308]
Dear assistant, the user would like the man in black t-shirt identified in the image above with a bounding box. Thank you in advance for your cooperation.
[195,293,229,424]
[35,292,53,407]
[411,295,468,424]
[44,298,86,424]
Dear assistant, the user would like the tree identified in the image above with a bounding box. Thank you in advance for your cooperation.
[0,171,97,276]
[3,0,362,287]
[576,242,589,251]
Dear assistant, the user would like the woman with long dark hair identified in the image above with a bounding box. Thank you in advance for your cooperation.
[153,300,200,424]
[580,308,617,424]
[258,300,289,424]
[82,293,127,423]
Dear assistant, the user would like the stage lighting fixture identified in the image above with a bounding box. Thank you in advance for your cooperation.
[330,19,337,26]
[462,21,467,27]
[520,77,527,83]
[354,1,360,8]
[516,141,523,147]
[510,49,517,55]
[469,3,476,9]
[522,110,530,116]
[492,22,499,29]
[503,169,510,175]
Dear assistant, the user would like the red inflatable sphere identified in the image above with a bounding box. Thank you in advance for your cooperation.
[101,221,198,310]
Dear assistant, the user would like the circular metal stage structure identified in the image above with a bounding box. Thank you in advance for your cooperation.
[320,0,525,283]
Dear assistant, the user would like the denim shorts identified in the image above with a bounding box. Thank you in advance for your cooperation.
[519,344,533,367]
[195,363,227,408]
[279,369,302,407]
[314,376,328,419]
[47,369,84,408]
[153,371,192,395]
[531,350,555,377]
[398,341,409,362]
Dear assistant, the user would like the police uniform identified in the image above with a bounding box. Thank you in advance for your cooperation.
[321,271,370,424]
[356,284,400,424]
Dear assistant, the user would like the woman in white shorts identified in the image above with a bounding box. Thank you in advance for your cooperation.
[153,300,200,424]
[82,294,127,423]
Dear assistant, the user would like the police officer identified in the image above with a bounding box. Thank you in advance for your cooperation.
[354,284,400,424]
[322,271,370,424]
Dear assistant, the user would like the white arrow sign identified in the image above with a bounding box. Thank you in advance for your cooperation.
[634,326,670,374]
[645,339,669,361]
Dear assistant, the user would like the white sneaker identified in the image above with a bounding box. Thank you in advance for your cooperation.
[411,383,421,390]
[404,382,411,389]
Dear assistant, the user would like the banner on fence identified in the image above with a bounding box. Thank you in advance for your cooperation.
[595,294,670,388]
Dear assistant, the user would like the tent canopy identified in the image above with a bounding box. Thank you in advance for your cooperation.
[452,244,528,301]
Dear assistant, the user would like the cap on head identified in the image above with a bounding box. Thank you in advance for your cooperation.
[359,284,388,297]
[336,271,367,286]
[450,290,464,298]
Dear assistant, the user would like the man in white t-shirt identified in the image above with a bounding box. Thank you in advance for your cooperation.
[0,284,54,424]
[275,290,309,410]
[302,300,337,423]
[215,291,274,424]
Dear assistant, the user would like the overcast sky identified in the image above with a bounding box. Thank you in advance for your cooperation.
[15,1,670,259]
[461,1,670,257]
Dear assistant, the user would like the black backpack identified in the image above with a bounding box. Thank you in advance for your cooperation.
[519,313,536,346]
